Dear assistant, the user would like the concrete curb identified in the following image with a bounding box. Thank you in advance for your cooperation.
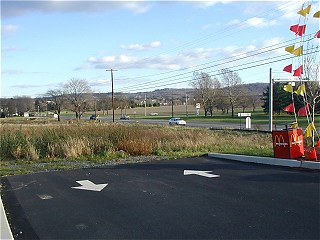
[0,196,14,240]
[208,153,320,170]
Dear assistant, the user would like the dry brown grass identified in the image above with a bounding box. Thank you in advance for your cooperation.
[0,122,273,161]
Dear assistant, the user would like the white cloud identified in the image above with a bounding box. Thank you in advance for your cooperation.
[120,41,162,51]
[2,46,20,52]
[1,25,19,36]
[192,0,232,9]
[2,69,25,75]
[226,19,240,26]
[122,2,153,15]
[262,37,281,48]
[88,77,110,87]
[228,17,277,28]
[102,56,116,63]
[2,1,153,18]
[245,17,277,28]
[276,1,307,20]
[201,24,212,30]
[81,48,215,71]
[214,37,285,64]
[261,37,283,55]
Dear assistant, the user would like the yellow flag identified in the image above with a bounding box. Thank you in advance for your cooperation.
[295,83,306,96]
[292,46,303,56]
[283,84,293,93]
[290,122,298,129]
[314,10,320,18]
[305,122,316,138]
[298,4,311,17]
[285,45,295,54]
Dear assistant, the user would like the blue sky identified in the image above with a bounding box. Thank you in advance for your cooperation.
[1,0,319,97]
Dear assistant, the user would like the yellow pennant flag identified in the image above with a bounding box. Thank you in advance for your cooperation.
[285,45,295,54]
[298,4,311,17]
[305,122,316,138]
[283,84,293,93]
[292,46,303,56]
[295,83,306,96]
[290,122,299,129]
[314,10,320,18]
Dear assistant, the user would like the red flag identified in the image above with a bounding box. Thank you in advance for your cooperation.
[290,24,299,33]
[316,140,320,147]
[307,149,317,160]
[315,30,320,38]
[297,103,309,116]
[293,65,303,76]
[283,103,295,113]
[296,25,306,36]
[283,64,292,73]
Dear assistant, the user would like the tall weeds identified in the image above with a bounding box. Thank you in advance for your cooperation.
[0,123,273,161]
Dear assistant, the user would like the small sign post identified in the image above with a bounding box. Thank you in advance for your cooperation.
[237,113,251,129]
[195,103,200,116]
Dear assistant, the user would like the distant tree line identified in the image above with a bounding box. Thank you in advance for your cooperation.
[1,62,318,120]
[0,78,163,120]
[190,68,263,118]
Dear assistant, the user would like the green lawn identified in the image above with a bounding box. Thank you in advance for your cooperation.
[2,106,318,129]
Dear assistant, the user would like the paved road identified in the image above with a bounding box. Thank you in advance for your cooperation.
[61,115,270,131]
[1,156,319,239]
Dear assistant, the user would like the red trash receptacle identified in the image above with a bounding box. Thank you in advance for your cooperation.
[272,128,304,159]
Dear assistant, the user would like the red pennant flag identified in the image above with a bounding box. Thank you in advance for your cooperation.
[283,64,292,73]
[290,24,299,33]
[293,65,303,76]
[297,103,309,116]
[307,149,317,160]
[316,140,320,147]
[296,25,306,36]
[283,103,295,113]
[315,30,320,38]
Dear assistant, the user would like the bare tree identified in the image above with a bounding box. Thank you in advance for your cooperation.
[190,72,220,117]
[1,98,16,116]
[97,95,111,116]
[64,78,92,120]
[46,89,65,121]
[15,97,34,115]
[116,94,130,116]
[247,93,262,112]
[219,68,243,117]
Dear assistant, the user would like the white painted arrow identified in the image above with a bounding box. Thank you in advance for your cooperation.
[184,170,220,178]
[72,180,108,192]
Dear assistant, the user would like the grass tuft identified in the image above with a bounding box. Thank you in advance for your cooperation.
[0,122,273,176]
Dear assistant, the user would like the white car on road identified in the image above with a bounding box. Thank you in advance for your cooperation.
[169,118,186,126]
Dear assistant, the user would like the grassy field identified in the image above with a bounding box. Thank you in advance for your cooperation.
[2,105,318,128]
[83,105,319,129]
[0,122,273,176]
[1,105,318,176]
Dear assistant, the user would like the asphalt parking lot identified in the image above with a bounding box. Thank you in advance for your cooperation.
[1,156,319,239]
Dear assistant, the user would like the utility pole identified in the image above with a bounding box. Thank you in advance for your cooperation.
[185,91,188,117]
[269,68,273,132]
[106,69,118,123]
[171,94,174,118]
[144,94,147,116]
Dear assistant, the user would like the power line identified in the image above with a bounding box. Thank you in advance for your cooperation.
[117,33,317,91]
[108,1,319,93]
[116,1,313,85]
[118,48,319,92]
[118,36,318,92]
